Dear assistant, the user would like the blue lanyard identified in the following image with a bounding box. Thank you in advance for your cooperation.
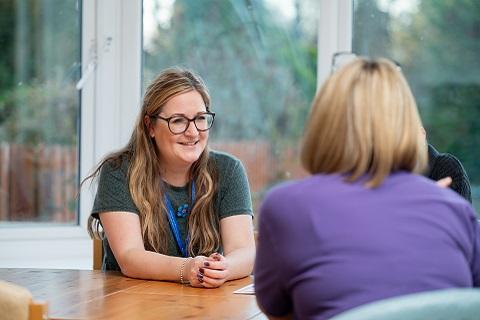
[164,182,196,257]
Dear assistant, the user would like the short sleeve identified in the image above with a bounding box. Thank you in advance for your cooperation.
[254,194,292,317]
[91,160,139,217]
[214,152,253,219]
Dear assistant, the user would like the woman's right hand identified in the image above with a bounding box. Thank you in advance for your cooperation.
[436,176,452,188]
[186,256,209,287]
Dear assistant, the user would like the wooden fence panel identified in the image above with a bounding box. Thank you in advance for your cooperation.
[211,141,273,194]
[0,143,10,220]
[211,140,306,218]
[10,145,36,220]
[0,144,78,223]
[1,141,302,223]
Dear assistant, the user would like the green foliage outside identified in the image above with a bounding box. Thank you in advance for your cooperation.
[0,0,80,223]
[353,0,480,209]
[1,0,478,213]
[144,0,317,149]
[0,81,78,145]
[0,0,80,146]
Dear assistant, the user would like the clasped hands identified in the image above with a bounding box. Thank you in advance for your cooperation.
[186,253,230,288]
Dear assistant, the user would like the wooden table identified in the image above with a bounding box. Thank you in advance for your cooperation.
[0,268,266,320]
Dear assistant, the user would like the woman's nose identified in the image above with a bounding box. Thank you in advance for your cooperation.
[184,120,199,136]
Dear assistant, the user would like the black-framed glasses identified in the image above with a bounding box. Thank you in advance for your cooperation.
[331,52,402,73]
[150,112,215,135]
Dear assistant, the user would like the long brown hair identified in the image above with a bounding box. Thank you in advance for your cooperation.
[84,67,220,256]
[301,58,427,187]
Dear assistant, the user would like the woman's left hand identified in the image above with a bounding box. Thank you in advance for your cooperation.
[198,253,230,288]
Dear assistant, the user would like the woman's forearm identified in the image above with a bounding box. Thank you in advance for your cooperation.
[119,248,186,281]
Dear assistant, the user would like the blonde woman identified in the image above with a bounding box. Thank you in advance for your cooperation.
[254,58,480,319]
[85,67,255,288]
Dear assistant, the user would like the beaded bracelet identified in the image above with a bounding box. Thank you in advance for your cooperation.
[180,257,192,285]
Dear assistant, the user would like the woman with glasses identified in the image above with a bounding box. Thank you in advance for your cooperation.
[85,67,255,288]
[254,58,480,319]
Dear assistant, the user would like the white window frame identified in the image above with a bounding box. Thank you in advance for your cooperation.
[0,0,351,268]
[317,0,352,88]
[0,0,141,269]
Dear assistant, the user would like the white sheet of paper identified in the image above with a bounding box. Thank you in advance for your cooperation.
[233,283,255,295]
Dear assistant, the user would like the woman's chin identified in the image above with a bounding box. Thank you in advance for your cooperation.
[173,143,206,166]
[178,152,202,165]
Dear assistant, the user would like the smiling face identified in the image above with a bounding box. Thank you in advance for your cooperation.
[148,90,209,173]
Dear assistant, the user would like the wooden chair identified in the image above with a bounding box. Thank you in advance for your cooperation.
[0,280,48,320]
[29,302,48,320]
[93,238,103,270]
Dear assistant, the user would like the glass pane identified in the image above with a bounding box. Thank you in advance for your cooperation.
[353,0,480,212]
[0,0,81,224]
[143,0,318,218]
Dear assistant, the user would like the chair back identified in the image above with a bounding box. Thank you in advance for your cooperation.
[330,288,480,320]
[0,280,48,320]
[93,238,103,270]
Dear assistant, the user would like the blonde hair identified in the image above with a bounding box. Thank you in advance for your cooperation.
[85,67,220,256]
[301,58,427,187]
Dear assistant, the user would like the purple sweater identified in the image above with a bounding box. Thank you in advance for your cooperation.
[254,172,480,320]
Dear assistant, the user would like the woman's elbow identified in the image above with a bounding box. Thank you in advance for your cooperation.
[117,249,143,278]
[119,264,138,278]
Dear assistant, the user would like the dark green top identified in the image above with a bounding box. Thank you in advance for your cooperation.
[426,144,472,203]
[91,150,253,271]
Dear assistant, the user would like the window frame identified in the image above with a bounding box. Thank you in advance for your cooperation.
[0,0,351,268]
[0,0,142,269]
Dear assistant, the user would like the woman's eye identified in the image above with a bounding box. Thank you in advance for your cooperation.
[171,117,187,124]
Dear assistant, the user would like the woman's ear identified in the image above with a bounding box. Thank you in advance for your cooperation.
[144,115,155,138]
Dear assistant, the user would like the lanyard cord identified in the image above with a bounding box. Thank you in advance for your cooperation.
[164,182,196,257]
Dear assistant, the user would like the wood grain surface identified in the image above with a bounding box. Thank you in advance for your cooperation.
[0,268,264,320]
